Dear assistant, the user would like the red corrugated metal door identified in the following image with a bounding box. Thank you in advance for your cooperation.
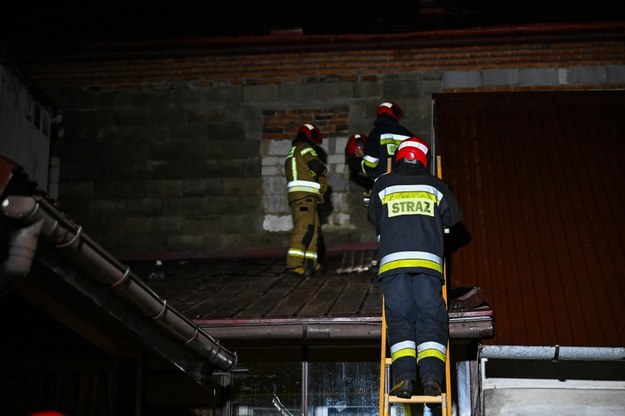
[434,91,625,347]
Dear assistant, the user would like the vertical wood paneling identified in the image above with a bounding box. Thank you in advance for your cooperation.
[435,91,625,346]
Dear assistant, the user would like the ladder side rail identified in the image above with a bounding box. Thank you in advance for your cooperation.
[438,155,453,416]
[379,298,388,416]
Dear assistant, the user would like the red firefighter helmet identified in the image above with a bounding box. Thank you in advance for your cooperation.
[298,123,323,144]
[395,136,430,168]
[345,134,367,157]
[376,101,404,120]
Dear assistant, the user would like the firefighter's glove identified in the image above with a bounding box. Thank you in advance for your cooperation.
[319,176,328,194]
[363,190,371,207]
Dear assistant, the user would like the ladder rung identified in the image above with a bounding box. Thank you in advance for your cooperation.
[388,393,445,404]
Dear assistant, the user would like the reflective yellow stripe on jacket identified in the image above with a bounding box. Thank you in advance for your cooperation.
[380,133,411,156]
[378,184,444,206]
[363,154,379,169]
[286,145,321,195]
[378,251,443,275]
[287,180,321,194]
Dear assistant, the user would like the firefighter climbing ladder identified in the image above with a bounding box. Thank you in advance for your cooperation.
[378,155,453,416]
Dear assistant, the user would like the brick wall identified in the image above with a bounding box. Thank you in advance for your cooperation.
[25,41,625,90]
[21,39,625,258]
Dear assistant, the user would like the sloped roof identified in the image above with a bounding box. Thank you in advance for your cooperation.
[124,247,494,345]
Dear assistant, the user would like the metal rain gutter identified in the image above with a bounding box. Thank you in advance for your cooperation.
[199,313,494,341]
[198,316,383,341]
[479,345,625,361]
[1,194,237,375]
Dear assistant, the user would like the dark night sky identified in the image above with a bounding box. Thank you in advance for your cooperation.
[2,0,624,44]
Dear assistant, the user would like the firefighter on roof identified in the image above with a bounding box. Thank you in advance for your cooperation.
[361,101,419,179]
[345,133,374,194]
[345,133,367,174]
[368,137,462,398]
[285,123,328,277]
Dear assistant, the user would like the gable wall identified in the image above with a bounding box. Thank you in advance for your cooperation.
[18,39,625,257]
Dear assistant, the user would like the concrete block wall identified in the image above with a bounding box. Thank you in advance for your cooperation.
[0,66,53,191]
[21,39,625,257]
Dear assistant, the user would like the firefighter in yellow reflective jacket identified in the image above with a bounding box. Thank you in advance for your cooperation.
[368,137,462,398]
[285,124,328,277]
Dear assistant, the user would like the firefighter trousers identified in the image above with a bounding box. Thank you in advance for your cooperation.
[286,196,320,272]
[381,272,449,386]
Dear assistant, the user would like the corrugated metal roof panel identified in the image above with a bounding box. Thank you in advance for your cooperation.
[435,91,625,346]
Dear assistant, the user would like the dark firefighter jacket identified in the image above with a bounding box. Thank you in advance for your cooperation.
[367,163,462,280]
[361,115,416,179]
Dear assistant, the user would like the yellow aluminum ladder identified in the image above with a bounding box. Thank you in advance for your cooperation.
[378,155,453,416]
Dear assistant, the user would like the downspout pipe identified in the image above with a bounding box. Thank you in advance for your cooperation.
[0,220,43,298]
[1,195,237,373]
